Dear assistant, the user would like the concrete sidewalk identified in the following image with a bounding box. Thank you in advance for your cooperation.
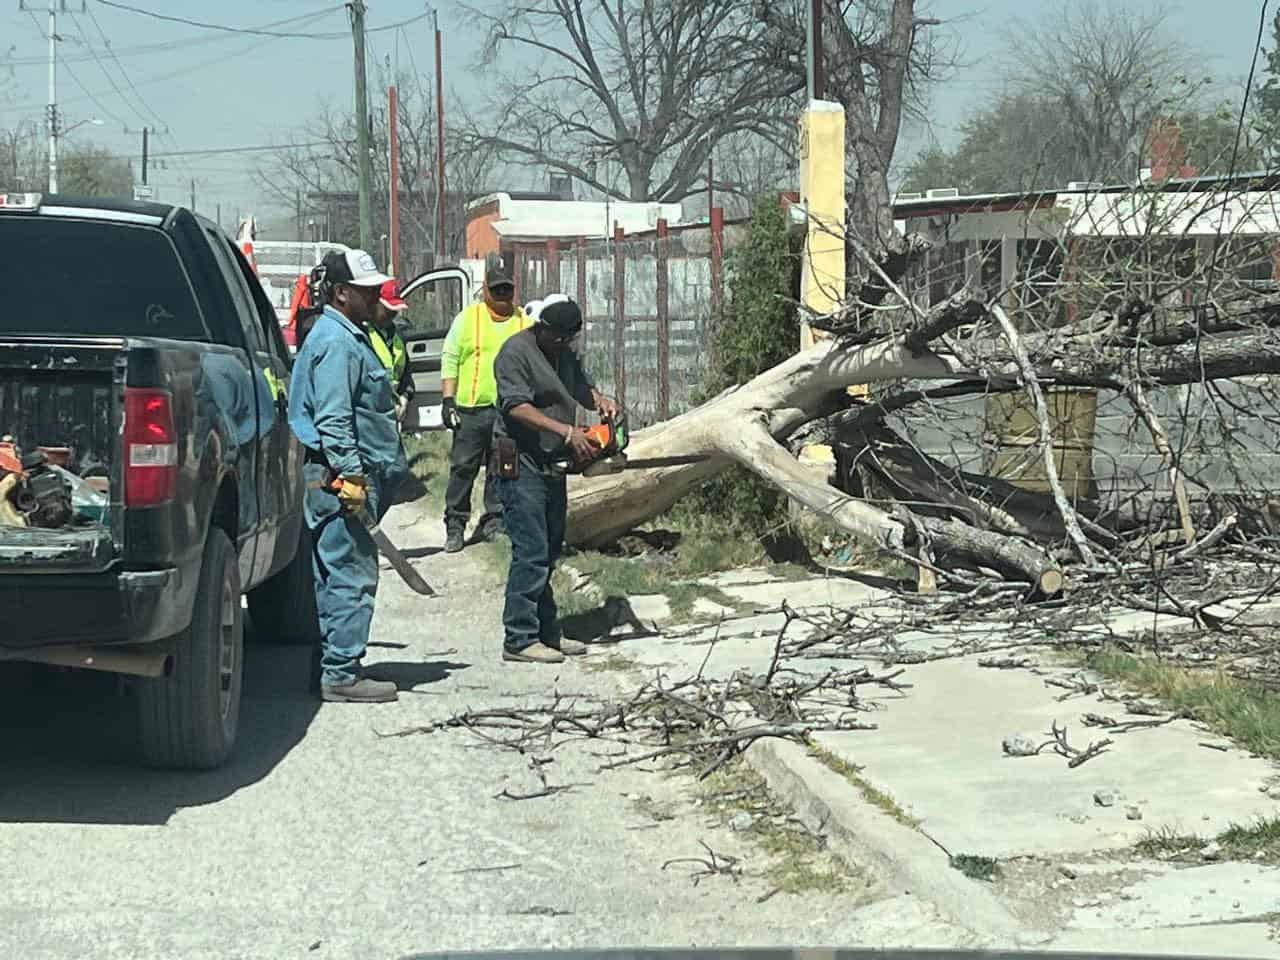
[608,568,1280,953]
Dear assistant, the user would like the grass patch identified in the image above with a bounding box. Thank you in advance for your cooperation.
[1134,816,1280,864]
[402,432,452,508]
[699,760,855,895]
[806,741,921,829]
[553,548,746,620]
[1085,648,1280,761]
[1220,815,1280,863]
[951,854,1002,882]
[1134,824,1207,860]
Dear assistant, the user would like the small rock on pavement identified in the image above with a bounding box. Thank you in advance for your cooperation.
[1203,841,1223,860]
[1125,805,1143,821]
[1002,734,1039,757]
[730,812,754,832]
[1093,789,1121,808]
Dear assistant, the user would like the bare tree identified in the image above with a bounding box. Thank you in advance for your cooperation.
[755,0,951,272]
[1002,0,1203,184]
[566,177,1280,596]
[461,0,798,203]
[256,73,495,263]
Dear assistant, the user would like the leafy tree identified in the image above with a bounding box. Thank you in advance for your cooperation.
[679,195,800,540]
[1252,11,1280,162]
[58,144,133,198]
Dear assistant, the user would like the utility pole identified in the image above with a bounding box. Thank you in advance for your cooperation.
[27,1,85,193]
[216,202,222,230]
[189,179,195,212]
[434,9,445,263]
[388,83,400,277]
[46,2,56,193]
[807,0,824,101]
[350,0,373,251]
[141,126,148,185]
[295,188,302,240]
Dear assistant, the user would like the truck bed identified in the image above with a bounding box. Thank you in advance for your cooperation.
[0,337,124,572]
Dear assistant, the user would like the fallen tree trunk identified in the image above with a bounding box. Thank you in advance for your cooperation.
[568,287,982,547]
[566,287,1280,590]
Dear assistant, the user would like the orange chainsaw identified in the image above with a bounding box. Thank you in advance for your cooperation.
[552,413,707,476]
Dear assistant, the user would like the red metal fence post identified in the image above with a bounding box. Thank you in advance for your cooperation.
[547,238,561,293]
[655,218,671,421]
[710,206,725,320]
[613,223,626,411]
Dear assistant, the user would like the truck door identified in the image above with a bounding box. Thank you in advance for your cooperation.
[227,239,303,582]
[398,267,470,433]
[202,224,282,587]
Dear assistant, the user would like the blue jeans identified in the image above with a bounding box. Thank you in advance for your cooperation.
[498,465,567,652]
[303,461,393,686]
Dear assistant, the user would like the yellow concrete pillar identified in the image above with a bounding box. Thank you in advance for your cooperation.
[798,100,846,350]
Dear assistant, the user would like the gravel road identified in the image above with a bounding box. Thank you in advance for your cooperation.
[0,497,966,959]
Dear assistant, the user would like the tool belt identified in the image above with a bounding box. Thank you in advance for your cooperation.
[303,447,330,468]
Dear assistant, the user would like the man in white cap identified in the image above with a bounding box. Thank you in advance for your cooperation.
[288,249,409,702]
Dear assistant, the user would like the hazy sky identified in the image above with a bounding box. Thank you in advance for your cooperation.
[0,1,1268,227]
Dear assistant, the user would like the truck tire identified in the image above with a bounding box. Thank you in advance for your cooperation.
[137,528,242,770]
[246,522,321,646]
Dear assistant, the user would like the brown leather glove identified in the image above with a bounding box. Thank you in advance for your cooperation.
[333,474,369,512]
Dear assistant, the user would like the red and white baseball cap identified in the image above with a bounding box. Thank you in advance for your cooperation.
[379,280,408,312]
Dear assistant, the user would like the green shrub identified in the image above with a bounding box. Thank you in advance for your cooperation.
[677,195,799,541]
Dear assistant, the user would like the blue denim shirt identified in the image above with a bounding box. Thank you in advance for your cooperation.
[288,305,405,481]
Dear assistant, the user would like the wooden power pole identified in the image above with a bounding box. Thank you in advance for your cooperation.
[350,0,373,251]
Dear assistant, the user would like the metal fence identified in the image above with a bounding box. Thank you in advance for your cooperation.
[504,212,743,426]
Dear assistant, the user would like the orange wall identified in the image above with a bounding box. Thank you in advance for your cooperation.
[465,201,501,259]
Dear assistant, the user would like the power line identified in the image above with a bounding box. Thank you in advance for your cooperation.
[0,6,347,66]
[21,10,129,130]
[106,141,339,160]
[80,5,169,128]
[93,0,430,40]
[0,34,278,115]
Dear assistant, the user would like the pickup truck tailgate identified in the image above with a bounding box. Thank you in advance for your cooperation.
[0,338,123,572]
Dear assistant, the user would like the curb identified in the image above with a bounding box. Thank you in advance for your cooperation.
[744,736,1039,945]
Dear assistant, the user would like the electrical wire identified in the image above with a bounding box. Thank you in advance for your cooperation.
[0,35,278,115]
[21,10,128,130]
[94,0,430,40]
[106,141,339,160]
[80,5,171,128]
[1,7,343,67]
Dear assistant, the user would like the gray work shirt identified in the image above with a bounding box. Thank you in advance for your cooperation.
[493,328,596,468]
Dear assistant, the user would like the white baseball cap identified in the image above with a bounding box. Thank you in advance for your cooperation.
[321,248,392,287]
[526,292,570,324]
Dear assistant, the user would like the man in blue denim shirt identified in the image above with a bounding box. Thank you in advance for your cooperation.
[288,249,409,702]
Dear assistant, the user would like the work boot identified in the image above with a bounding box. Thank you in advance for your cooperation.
[502,642,565,664]
[546,637,588,656]
[480,518,506,542]
[321,677,399,703]
[444,527,465,553]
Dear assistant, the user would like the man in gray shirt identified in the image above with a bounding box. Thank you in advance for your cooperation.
[493,296,619,663]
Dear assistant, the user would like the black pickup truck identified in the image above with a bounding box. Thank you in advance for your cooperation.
[0,193,317,770]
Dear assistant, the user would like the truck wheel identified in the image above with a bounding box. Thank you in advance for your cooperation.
[137,528,242,770]
[246,522,321,646]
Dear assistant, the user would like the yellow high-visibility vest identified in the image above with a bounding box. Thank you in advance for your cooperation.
[370,325,407,385]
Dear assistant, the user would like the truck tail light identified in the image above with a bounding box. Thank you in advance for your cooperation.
[124,388,178,506]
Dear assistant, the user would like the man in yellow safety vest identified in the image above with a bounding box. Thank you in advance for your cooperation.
[440,261,531,553]
[371,279,413,422]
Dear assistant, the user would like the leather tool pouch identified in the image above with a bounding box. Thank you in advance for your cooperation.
[495,436,520,480]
